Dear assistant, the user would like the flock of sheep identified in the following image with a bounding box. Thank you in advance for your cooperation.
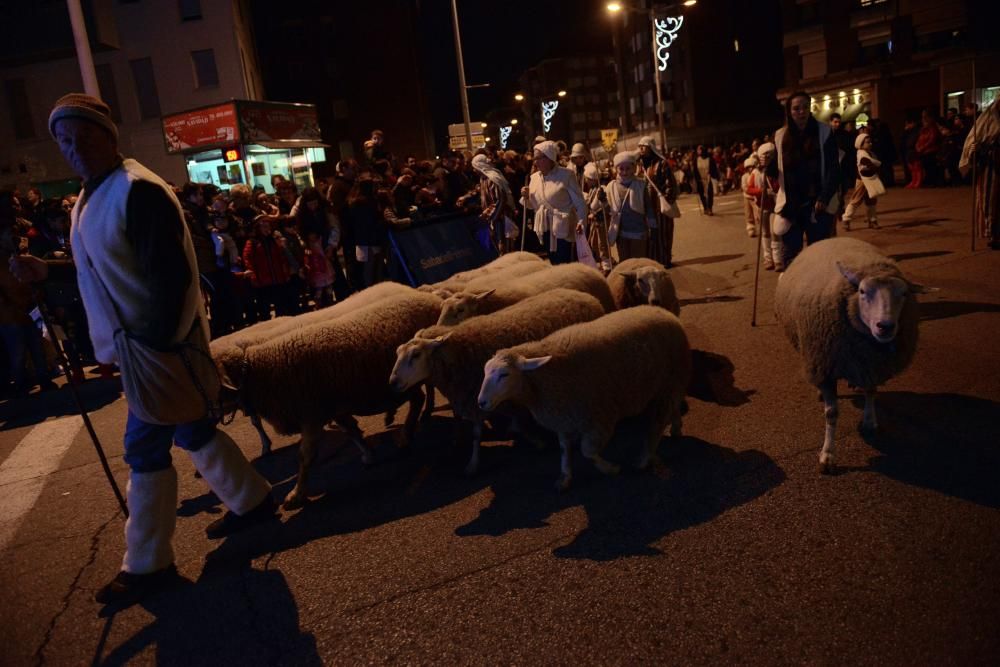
[210,238,928,509]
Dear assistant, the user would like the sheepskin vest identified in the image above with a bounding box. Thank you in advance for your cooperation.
[774,123,840,216]
[71,159,204,364]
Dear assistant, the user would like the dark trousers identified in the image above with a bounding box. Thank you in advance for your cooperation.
[779,207,834,266]
[542,232,573,264]
[699,184,714,212]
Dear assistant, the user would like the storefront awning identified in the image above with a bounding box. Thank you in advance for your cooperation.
[252,140,330,150]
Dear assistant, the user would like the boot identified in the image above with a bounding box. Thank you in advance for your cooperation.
[95,467,179,606]
[187,430,275,539]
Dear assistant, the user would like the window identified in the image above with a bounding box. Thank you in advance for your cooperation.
[130,57,162,119]
[191,49,219,88]
[179,0,202,21]
[644,90,655,109]
[95,64,122,122]
[571,112,586,123]
[4,79,34,139]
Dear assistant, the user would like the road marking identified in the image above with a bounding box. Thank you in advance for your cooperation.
[0,416,83,551]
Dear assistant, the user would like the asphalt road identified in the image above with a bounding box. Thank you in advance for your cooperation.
[2,186,998,666]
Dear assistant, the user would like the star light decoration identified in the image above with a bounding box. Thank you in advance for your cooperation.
[654,16,684,72]
[541,101,559,133]
[499,125,512,149]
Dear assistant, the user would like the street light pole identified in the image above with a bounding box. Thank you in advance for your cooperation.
[450,0,474,153]
[611,18,628,143]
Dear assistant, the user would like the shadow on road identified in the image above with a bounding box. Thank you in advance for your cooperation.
[456,430,785,560]
[0,378,122,431]
[673,253,744,267]
[883,217,950,229]
[95,567,319,665]
[852,391,1000,508]
[679,295,744,307]
[689,349,754,407]
[919,300,1000,322]
[889,250,953,262]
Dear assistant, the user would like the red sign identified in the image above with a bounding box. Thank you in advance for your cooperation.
[238,102,321,144]
[162,103,239,154]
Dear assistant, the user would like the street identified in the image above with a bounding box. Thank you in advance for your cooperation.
[2,185,999,665]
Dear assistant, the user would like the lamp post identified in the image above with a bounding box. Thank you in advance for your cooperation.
[450,0,474,153]
[607,1,696,150]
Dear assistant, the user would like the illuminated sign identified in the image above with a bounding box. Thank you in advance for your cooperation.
[224,147,242,162]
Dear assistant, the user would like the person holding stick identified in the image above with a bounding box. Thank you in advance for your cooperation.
[10,94,275,607]
[520,141,586,264]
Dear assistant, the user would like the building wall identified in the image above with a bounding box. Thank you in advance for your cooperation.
[0,0,259,191]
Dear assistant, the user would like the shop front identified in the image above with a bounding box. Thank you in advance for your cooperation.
[807,85,875,128]
[162,100,327,193]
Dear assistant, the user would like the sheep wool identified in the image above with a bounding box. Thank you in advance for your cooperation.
[606,258,680,315]
[422,251,545,294]
[482,306,691,490]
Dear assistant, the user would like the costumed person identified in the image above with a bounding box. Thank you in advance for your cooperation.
[521,140,587,264]
[603,150,657,262]
[741,154,760,237]
[692,144,718,215]
[842,133,884,230]
[570,143,590,186]
[746,143,782,271]
[636,136,680,267]
[582,161,613,273]
[959,98,1000,249]
[770,91,841,269]
[471,153,519,254]
[10,94,274,607]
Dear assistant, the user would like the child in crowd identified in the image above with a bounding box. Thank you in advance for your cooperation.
[304,231,335,308]
[842,133,884,230]
[741,155,759,237]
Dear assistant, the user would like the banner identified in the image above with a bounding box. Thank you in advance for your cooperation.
[162,103,239,154]
[237,102,321,144]
[601,128,619,153]
[387,214,497,286]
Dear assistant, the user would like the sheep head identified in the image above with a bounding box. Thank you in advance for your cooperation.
[389,332,450,392]
[621,266,672,308]
[438,289,495,326]
[838,262,928,344]
[478,351,551,411]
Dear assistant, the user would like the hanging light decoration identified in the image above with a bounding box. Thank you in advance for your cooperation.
[654,16,684,71]
[499,125,512,149]
[541,100,559,133]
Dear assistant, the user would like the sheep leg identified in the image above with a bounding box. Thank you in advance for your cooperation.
[556,433,575,492]
[402,389,423,445]
[638,401,675,470]
[420,383,436,422]
[861,387,878,432]
[464,418,482,476]
[818,380,838,475]
[581,431,619,477]
[334,415,374,465]
[249,412,273,456]
[283,423,324,510]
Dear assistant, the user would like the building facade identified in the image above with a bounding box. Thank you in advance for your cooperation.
[779,0,998,134]
[251,0,436,165]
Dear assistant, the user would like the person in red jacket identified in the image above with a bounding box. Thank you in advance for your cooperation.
[242,214,293,321]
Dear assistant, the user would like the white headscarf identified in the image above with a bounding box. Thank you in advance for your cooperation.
[613,151,638,168]
[471,154,515,209]
[757,142,776,160]
[533,140,559,162]
[637,135,663,159]
[583,161,600,182]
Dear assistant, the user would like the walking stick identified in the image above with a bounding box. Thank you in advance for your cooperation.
[31,288,129,517]
[520,173,530,252]
[750,174,768,327]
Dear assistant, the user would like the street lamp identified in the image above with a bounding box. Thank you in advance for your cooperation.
[607,1,696,150]
[514,93,525,102]
[557,90,567,97]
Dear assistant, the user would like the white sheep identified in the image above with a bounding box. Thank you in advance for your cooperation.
[478,306,692,491]
[418,251,544,295]
[606,257,681,315]
[232,290,443,509]
[211,281,417,454]
[774,237,928,473]
[389,288,606,475]
[437,262,617,326]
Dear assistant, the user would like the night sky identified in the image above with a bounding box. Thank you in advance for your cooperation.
[415,0,612,141]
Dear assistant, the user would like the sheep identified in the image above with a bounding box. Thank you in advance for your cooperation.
[232,290,443,509]
[478,306,692,491]
[211,281,417,454]
[437,263,617,326]
[774,237,929,474]
[418,251,544,295]
[389,288,607,475]
[606,258,681,316]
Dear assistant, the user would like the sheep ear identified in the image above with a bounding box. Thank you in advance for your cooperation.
[517,355,552,371]
[620,271,637,285]
[428,332,452,348]
[908,281,937,294]
[837,261,861,287]
[474,289,496,300]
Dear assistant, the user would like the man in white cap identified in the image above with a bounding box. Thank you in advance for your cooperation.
[570,143,590,186]
[521,140,587,263]
[581,161,612,272]
[636,135,679,267]
[603,150,657,261]
[10,93,275,607]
